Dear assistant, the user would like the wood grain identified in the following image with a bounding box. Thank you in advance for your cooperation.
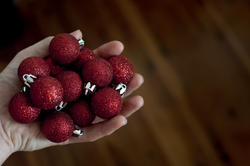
[1,0,250,165]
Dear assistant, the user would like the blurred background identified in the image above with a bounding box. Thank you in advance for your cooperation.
[1,0,250,166]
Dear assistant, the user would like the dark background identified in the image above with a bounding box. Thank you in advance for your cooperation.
[1,0,250,166]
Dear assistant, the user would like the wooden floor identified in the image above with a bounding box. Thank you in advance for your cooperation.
[1,0,250,165]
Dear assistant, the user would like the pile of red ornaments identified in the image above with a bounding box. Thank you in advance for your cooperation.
[8,33,134,143]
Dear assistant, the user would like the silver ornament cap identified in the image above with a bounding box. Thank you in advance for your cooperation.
[55,101,68,111]
[115,83,127,96]
[83,82,96,96]
[73,125,84,137]
[78,38,85,48]
[22,74,37,88]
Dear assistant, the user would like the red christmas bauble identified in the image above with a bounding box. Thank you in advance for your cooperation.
[91,87,122,119]
[30,76,63,110]
[18,57,50,82]
[69,100,95,127]
[41,111,74,143]
[9,92,40,123]
[44,57,64,76]
[49,33,80,65]
[56,71,83,102]
[82,58,113,87]
[108,56,134,84]
[73,47,97,71]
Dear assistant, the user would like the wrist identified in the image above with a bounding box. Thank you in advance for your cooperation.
[0,119,15,165]
[0,138,14,165]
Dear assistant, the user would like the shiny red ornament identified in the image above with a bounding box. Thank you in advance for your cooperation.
[69,100,95,127]
[41,111,74,143]
[9,92,40,123]
[56,71,83,102]
[91,87,122,119]
[44,57,64,76]
[73,47,97,71]
[49,33,80,64]
[30,76,63,110]
[82,58,113,87]
[18,57,50,82]
[108,56,134,84]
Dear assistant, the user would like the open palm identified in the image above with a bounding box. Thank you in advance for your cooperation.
[0,30,144,164]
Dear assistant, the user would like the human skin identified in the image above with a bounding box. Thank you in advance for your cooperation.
[0,30,144,165]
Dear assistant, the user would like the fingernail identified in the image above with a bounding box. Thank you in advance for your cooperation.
[139,74,144,84]
[122,117,127,125]
[138,96,144,107]
[118,41,124,51]
[71,29,81,34]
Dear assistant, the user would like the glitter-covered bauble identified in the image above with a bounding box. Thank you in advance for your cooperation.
[44,57,64,76]
[30,76,63,110]
[9,92,40,123]
[69,100,95,127]
[18,57,50,82]
[41,111,74,143]
[73,47,97,71]
[82,58,113,87]
[91,87,122,119]
[56,71,82,102]
[49,33,80,64]
[108,56,134,84]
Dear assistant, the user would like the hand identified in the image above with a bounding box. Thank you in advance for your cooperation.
[0,30,144,164]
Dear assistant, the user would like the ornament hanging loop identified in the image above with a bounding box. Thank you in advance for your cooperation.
[22,74,37,88]
[55,101,67,111]
[115,83,127,96]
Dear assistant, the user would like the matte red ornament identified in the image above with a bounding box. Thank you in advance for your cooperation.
[69,100,95,127]
[91,87,122,119]
[18,57,50,82]
[56,71,83,102]
[9,92,40,123]
[44,57,64,76]
[82,58,113,87]
[30,76,63,110]
[73,47,97,71]
[49,33,80,64]
[41,111,74,143]
[108,56,134,84]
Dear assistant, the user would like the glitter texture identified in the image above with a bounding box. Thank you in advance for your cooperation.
[73,47,97,71]
[69,100,95,127]
[82,58,113,87]
[108,56,134,84]
[30,76,63,110]
[44,57,64,76]
[9,92,40,123]
[49,33,80,64]
[91,87,122,119]
[56,71,83,102]
[18,57,50,82]
[41,111,74,143]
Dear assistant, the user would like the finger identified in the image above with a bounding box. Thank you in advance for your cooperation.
[1,36,54,80]
[5,29,82,69]
[6,36,53,68]
[92,95,144,123]
[92,116,104,124]
[68,115,127,143]
[70,29,82,39]
[124,73,144,97]
[120,95,144,117]
[1,30,82,76]
[93,41,124,58]
[85,74,144,124]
